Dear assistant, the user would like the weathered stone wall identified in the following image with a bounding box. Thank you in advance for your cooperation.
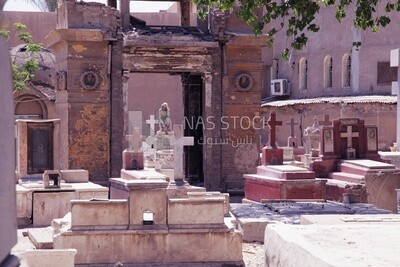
[46,0,123,184]
[220,36,268,190]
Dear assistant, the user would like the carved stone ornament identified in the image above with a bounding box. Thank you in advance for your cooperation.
[234,72,253,91]
[80,70,101,91]
[56,71,67,91]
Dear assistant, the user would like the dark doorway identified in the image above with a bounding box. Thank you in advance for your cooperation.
[183,74,204,184]
[27,123,54,174]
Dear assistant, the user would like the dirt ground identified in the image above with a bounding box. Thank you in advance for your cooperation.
[242,242,264,267]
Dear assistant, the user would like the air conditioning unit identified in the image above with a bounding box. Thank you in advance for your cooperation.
[270,79,290,96]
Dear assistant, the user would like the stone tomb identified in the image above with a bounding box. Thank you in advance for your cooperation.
[244,165,326,203]
[52,178,243,266]
[16,169,108,226]
[312,117,380,177]
[15,119,60,181]
[230,201,391,243]
[326,159,400,211]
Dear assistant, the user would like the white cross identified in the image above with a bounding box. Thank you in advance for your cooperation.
[340,125,359,148]
[126,127,142,151]
[146,115,158,137]
[173,124,194,181]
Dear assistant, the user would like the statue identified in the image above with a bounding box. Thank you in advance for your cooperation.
[158,102,172,134]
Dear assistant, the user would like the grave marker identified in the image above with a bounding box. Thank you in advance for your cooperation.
[173,125,194,182]
[319,115,332,126]
[146,115,158,137]
[266,112,282,149]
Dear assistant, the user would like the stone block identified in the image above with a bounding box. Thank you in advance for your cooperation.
[122,150,144,170]
[110,178,168,229]
[33,191,76,226]
[54,230,242,265]
[236,218,271,243]
[187,191,230,216]
[244,174,326,202]
[28,227,53,249]
[155,149,174,170]
[71,199,129,230]
[120,168,168,181]
[43,170,61,188]
[264,224,400,267]
[20,249,77,267]
[168,197,225,228]
[391,48,400,67]
[60,169,89,183]
[300,214,400,225]
[16,185,32,222]
[262,147,283,165]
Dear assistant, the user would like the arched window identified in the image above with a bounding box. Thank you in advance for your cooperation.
[271,59,279,80]
[342,54,351,87]
[299,57,308,90]
[324,56,333,89]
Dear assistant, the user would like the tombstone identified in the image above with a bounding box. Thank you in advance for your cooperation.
[0,37,18,266]
[262,112,284,165]
[144,114,158,168]
[303,116,320,156]
[286,118,299,147]
[172,124,194,183]
[122,127,144,170]
[16,119,61,181]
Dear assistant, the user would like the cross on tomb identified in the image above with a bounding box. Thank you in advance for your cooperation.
[340,125,359,148]
[266,112,282,148]
[146,115,158,137]
[286,118,299,138]
[126,127,142,151]
[319,115,332,126]
[173,124,194,182]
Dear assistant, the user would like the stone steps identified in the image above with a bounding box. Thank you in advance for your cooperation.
[329,172,365,184]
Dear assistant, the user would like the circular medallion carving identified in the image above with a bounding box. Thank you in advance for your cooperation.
[235,73,253,91]
[80,70,100,91]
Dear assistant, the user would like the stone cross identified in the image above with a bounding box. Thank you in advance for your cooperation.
[319,115,332,126]
[146,115,158,137]
[126,127,142,151]
[286,118,298,138]
[266,112,282,148]
[340,125,359,148]
[173,124,194,182]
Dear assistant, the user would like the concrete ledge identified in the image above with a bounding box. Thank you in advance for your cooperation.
[301,214,400,225]
[264,224,400,267]
[27,228,54,249]
[60,170,89,183]
[71,200,129,229]
[20,249,76,267]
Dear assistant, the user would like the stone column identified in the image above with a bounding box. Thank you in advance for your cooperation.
[120,0,130,31]
[390,49,400,151]
[0,37,18,266]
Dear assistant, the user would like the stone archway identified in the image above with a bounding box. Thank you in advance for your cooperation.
[14,94,48,119]
[123,32,222,189]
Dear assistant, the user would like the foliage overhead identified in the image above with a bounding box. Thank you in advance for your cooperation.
[194,0,398,59]
[0,22,41,90]
[23,0,57,12]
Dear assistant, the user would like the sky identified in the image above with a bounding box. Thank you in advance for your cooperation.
[3,0,175,12]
